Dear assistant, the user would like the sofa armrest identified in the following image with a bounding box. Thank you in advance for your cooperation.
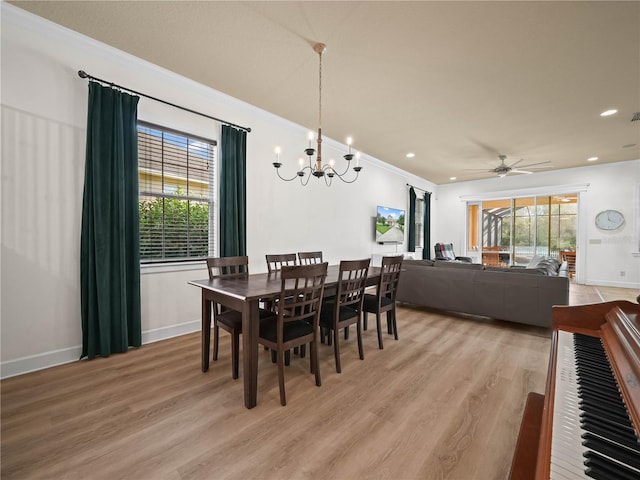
[454,256,472,263]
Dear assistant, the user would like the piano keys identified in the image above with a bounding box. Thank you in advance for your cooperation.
[551,331,640,479]
[509,299,640,480]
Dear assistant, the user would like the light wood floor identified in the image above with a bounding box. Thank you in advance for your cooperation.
[1,283,636,480]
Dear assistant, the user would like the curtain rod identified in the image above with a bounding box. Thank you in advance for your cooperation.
[406,183,432,194]
[78,70,251,133]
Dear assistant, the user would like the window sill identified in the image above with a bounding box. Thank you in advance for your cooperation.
[140,260,205,275]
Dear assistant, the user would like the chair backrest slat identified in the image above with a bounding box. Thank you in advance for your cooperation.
[336,258,371,309]
[207,256,249,279]
[277,263,328,326]
[298,251,323,265]
[379,256,403,300]
[266,253,297,273]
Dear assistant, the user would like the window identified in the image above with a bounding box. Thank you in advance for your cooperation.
[469,195,577,266]
[415,198,424,248]
[137,122,216,262]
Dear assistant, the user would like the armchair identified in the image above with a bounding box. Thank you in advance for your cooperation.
[434,243,472,263]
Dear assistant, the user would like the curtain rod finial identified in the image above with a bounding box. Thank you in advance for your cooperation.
[78,70,88,79]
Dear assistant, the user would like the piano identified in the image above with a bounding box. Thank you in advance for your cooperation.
[509,298,640,480]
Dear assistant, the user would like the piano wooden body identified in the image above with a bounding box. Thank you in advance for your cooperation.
[509,298,640,479]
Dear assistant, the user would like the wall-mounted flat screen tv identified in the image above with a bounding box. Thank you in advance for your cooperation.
[376,205,405,244]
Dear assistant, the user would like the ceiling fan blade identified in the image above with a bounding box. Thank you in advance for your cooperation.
[518,160,551,168]
[508,158,525,168]
[511,169,533,174]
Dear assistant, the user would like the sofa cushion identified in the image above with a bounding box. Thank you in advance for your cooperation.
[403,259,435,267]
[434,261,484,270]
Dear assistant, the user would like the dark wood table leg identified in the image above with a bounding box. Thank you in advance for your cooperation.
[201,291,211,372]
[242,299,260,408]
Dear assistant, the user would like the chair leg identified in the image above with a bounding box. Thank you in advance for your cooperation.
[231,331,240,380]
[276,349,286,406]
[311,340,321,386]
[344,326,349,340]
[376,311,384,350]
[333,329,342,373]
[392,308,399,340]
[271,350,277,363]
[212,324,220,361]
[387,314,393,334]
[357,319,364,360]
[300,344,306,358]
[363,312,368,330]
[285,350,291,366]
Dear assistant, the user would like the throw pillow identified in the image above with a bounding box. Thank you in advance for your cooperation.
[536,258,560,276]
[527,255,543,268]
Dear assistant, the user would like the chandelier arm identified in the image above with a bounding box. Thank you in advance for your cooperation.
[274,168,302,182]
[332,170,361,184]
[327,161,351,177]
[300,172,312,186]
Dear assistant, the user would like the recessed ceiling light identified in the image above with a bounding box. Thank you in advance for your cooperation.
[600,109,618,117]
[406,152,415,158]
[587,156,599,162]
[449,176,457,180]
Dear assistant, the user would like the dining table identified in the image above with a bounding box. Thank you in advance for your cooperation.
[189,264,381,409]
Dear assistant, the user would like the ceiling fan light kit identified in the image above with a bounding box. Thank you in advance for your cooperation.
[489,154,552,178]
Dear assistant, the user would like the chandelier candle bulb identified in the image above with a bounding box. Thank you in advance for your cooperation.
[273,146,282,168]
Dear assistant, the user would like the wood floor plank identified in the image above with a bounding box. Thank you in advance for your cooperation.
[4,291,601,479]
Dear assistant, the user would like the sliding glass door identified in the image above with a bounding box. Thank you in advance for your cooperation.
[472,194,577,267]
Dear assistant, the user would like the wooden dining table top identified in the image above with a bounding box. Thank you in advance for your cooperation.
[188,264,381,299]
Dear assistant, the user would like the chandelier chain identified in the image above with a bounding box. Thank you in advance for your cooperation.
[318,47,322,130]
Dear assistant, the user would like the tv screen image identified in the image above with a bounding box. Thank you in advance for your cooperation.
[376,205,405,243]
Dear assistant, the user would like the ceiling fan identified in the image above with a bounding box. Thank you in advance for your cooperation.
[487,155,551,178]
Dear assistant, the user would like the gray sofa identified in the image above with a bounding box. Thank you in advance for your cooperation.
[396,260,570,327]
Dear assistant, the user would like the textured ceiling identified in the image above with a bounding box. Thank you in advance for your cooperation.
[9,1,640,184]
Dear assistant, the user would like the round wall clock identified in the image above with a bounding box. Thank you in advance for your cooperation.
[595,209,625,230]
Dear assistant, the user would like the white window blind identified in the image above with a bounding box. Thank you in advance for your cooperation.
[137,122,216,262]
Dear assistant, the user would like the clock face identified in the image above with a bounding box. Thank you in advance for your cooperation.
[595,210,625,230]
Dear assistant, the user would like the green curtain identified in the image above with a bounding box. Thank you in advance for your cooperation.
[423,191,431,260]
[408,187,416,252]
[220,125,247,257]
[80,82,141,359]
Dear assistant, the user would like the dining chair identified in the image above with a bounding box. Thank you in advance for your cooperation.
[265,253,297,272]
[319,258,371,373]
[265,253,301,359]
[298,251,323,265]
[362,255,403,349]
[206,256,272,379]
[258,262,328,406]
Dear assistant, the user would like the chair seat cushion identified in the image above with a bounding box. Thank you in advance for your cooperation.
[259,319,314,343]
[362,293,393,312]
[217,308,274,330]
[319,302,358,328]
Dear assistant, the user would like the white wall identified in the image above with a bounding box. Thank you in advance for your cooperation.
[0,4,434,377]
[434,160,640,288]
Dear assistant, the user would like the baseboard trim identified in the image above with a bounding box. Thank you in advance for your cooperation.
[585,279,640,289]
[0,319,201,380]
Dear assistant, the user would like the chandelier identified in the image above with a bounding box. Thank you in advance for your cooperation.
[273,43,362,186]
